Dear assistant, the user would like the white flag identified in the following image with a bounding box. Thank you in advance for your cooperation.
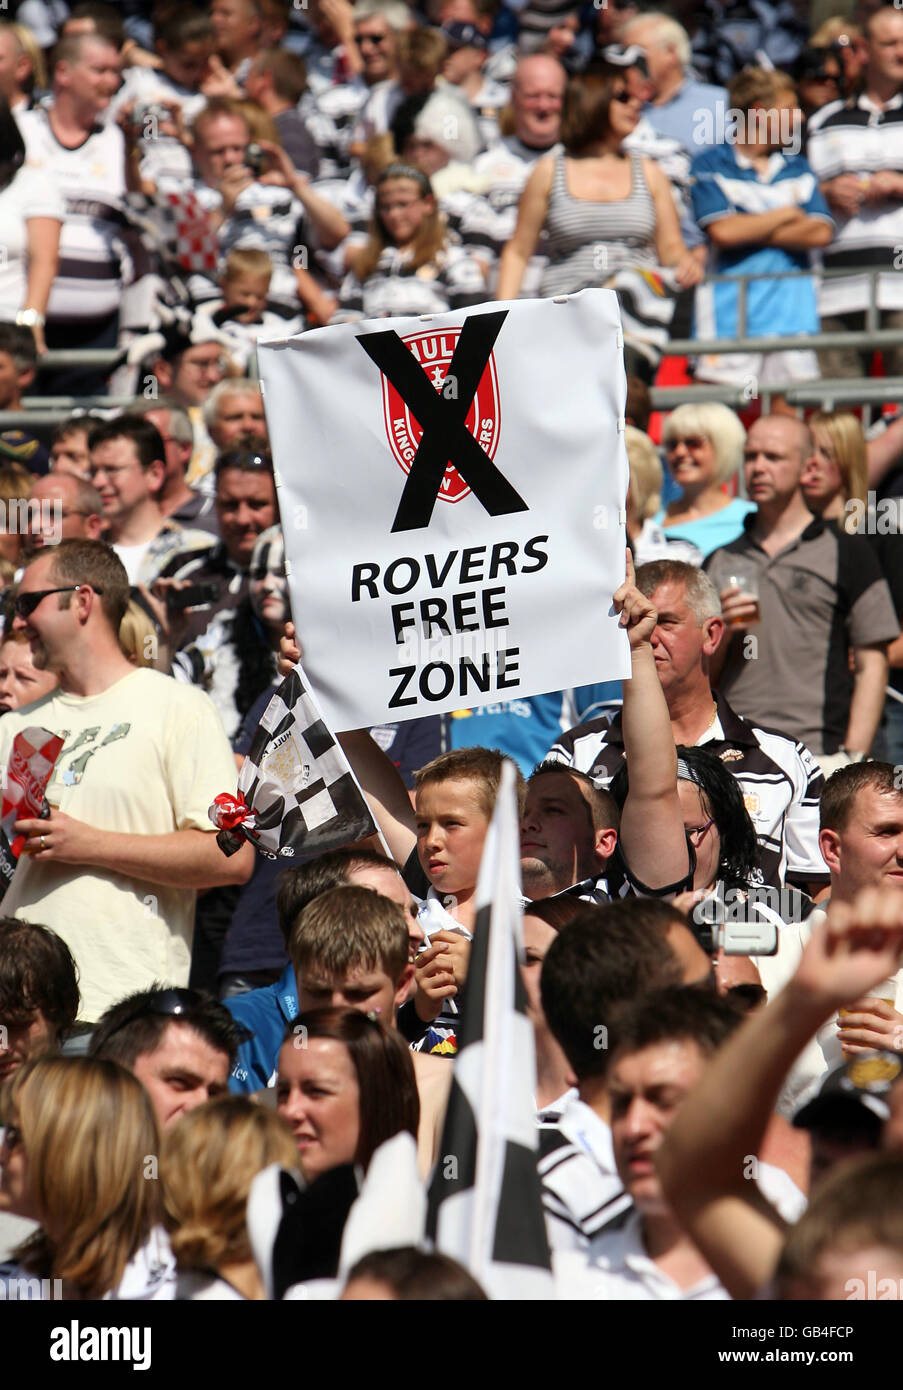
[425,760,555,1299]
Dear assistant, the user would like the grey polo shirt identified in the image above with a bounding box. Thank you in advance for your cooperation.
[705,514,899,755]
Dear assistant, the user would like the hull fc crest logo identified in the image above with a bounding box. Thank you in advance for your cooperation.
[383,328,500,501]
[358,310,528,532]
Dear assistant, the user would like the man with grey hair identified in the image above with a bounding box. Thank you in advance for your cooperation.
[444,53,566,294]
[303,0,408,180]
[549,557,830,895]
[204,378,266,453]
[133,398,218,535]
[181,376,266,499]
[707,413,899,775]
[621,11,725,151]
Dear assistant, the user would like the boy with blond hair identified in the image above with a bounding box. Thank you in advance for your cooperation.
[197,247,305,370]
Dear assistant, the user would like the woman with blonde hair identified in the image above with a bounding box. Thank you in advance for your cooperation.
[162,1094,299,1300]
[0,1056,175,1299]
[119,598,159,669]
[625,426,702,566]
[802,410,867,532]
[656,401,752,557]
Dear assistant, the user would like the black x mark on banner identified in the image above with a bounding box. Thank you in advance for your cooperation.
[357,310,530,533]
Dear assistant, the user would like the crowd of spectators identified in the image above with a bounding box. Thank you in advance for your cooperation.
[2,0,903,1310]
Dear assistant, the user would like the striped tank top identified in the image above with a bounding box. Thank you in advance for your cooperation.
[540,151,658,299]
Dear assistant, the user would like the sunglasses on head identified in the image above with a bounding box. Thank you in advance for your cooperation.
[101,987,252,1046]
[215,450,272,471]
[14,584,102,619]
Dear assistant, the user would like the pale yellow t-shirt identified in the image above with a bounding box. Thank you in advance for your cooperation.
[0,669,240,1022]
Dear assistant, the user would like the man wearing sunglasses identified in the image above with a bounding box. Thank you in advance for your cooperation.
[0,539,254,1024]
[301,0,407,181]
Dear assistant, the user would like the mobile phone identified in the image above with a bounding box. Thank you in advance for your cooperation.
[167,581,220,611]
[246,142,264,176]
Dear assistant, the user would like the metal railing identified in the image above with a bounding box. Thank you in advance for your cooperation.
[673,264,890,341]
[8,265,901,424]
[649,378,903,423]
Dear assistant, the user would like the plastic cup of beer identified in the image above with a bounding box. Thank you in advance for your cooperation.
[725,571,760,627]
[838,979,897,1018]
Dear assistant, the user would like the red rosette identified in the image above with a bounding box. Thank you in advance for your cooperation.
[209,792,251,832]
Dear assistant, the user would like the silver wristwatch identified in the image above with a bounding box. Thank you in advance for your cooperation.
[15,308,45,328]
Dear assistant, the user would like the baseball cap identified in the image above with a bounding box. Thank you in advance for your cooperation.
[441,22,488,51]
[793,1050,903,1131]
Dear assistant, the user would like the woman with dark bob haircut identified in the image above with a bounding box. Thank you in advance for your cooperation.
[276,1007,420,1181]
[496,61,702,379]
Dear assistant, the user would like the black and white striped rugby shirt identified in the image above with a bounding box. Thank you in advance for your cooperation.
[548,690,829,891]
[806,92,903,317]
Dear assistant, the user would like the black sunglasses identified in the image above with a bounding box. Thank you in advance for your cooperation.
[15,585,103,619]
[613,89,636,104]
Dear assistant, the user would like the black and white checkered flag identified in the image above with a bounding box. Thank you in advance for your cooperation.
[425,759,553,1299]
[211,665,377,860]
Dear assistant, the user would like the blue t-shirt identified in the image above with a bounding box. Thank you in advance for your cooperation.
[690,144,833,340]
[226,961,299,1094]
[448,686,623,778]
[652,497,756,559]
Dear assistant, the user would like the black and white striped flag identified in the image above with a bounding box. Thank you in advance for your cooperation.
[425,759,554,1299]
[210,665,377,860]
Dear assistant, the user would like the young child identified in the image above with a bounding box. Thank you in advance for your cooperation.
[225,847,422,1095]
[406,747,525,1054]
[690,66,833,402]
[197,248,305,371]
[334,734,522,1055]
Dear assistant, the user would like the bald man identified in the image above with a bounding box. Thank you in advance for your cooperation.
[446,54,566,295]
[706,414,898,771]
[24,471,104,555]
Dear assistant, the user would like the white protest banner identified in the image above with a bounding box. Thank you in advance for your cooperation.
[258,288,631,732]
